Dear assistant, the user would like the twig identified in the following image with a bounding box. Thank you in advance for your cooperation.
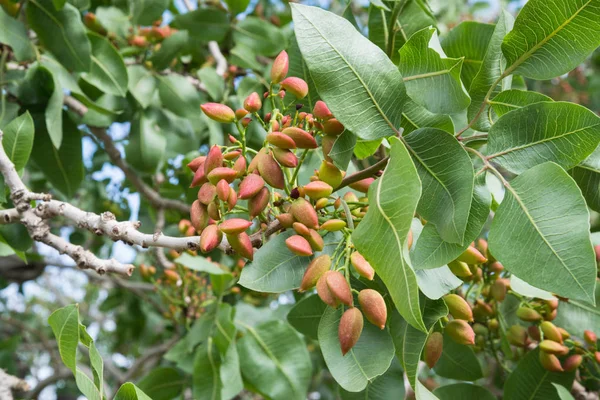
[24,369,71,400]
[119,336,181,384]
[0,369,30,400]
[208,41,228,76]
[336,157,389,191]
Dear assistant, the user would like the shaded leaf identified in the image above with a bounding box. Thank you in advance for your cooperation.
[340,358,405,400]
[137,367,184,400]
[571,145,600,212]
[82,33,128,97]
[129,0,168,25]
[233,17,287,57]
[489,89,553,118]
[400,100,454,136]
[0,8,35,61]
[434,331,483,381]
[127,66,157,109]
[434,383,496,400]
[287,294,327,340]
[2,112,34,171]
[114,383,153,400]
[173,8,230,43]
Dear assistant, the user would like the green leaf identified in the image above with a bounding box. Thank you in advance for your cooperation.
[2,112,34,171]
[157,74,203,119]
[553,384,575,400]
[176,253,231,275]
[148,31,189,71]
[174,8,230,43]
[129,0,168,25]
[488,89,553,118]
[318,306,394,393]
[0,8,35,61]
[193,337,222,400]
[400,100,454,136]
[114,383,153,400]
[488,162,597,303]
[434,331,483,381]
[224,0,249,15]
[467,10,514,131]
[571,145,600,212]
[504,348,575,400]
[487,102,600,174]
[229,45,263,71]
[198,67,225,102]
[233,17,287,57]
[238,230,341,293]
[390,296,447,388]
[31,113,84,197]
[433,383,496,400]
[237,320,311,400]
[399,27,470,114]
[34,64,65,149]
[0,224,33,252]
[340,357,405,400]
[127,66,157,109]
[137,368,185,400]
[553,285,600,338]
[220,343,243,400]
[404,128,474,244]
[287,34,319,112]
[501,0,600,80]
[329,130,356,171]
[48,304,79,373]
[82,33,128,97]
[411,174,490,270]
[441,21,495,89]
[27,0,92,72]
[95,7,131,38]
[354,138,382,160]
[287,294,328,340]
[292,4,407,141]
[415,266,462,300]
[125,110,166,174]
[510,275,556,301]
[353,137,425,331]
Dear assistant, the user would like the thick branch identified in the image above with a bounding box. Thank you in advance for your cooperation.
[336,157,389,191]
[0,370,30,400]
[63,95,190,214]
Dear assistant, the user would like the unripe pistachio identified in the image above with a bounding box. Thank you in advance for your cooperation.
[232,156,247,177]
[304,181,333,200]
[239,174,265,199]
[267,132,297,149]
[540,321,563,343]
[178,219,192,234]
[315,198,329,210]
[243,92,262,113]
[306,229,324,251]
[474,299,494,318]
[280,77,308,99]
[248,187,270,218]
[201,103,235,123]
[349,178,374,193]
[350,251,375,280]
[270,50,289,84]
[457,246,487,264]
[139,264,157,279]
[423,332,444,368]
[207,167,237,184]
[517,307,543,322]
[286,235,313,256]
[528,325,541,342]
[488,261,504,274]
[326,270,353,307]
[204,145,224,175]
[198,183,217,205]
[200,224,222,253]
[339,308,364,355]
[545,299,559,310]
[187,156,206,172]
[488,318,499,331]
[223,151,241,162]
[300,254,331,292]
[227,232,254,260]
[227,188,237,210]
[257,152,285,189]
[491,278,508,302]
[282,127,318,149]
[539,351,563,372]
[317,271,339,307]
[444,294,473,322]
[312,100,332,120]
[319,161,344,188]
[293,222,310,236]
[290,198,319,229]
[358,289,387,329]
[219,218,253,234]
[164,269,180,284]
[185,226,196,236]
[595,352,600,363]
[271,120,280,132]
[190,200,209,232]
[343,191,358,203]
[584,330,597,345]
[508,325,528,347]
[540,340,569,356]
[321,219,347,232]
[207,201,220,221]
[323,118,344,136]
[321,135,336,161]
[473,323,488,336]
[448,260,472,278]
[130,35,149,47]
[190,166,208,187]
[446,319,475,345]
[595,244,600,262]
[235,108,249,120]
[272,148,298,168]
[558,327,570,340]
[216,179,230,202]
[276,213,295,228]
[562,354,583,372]
[334,197,342,210]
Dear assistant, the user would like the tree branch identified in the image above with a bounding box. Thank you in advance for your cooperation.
[336,157,389,190]
[0,369,30,400]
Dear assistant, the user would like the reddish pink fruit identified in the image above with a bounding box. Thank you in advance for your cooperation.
[207,167,238,184]
[326,271,353,307]
[457,246,487,264]
[339,308,363,355]
[290,198,318,229]
[239,174,265,199]
[562,354,583,372]
[540,351,563,372]
[358,289,387,329]
[540,340,569,356]
[235,108,249,120]
[323,118,344,136]
[272,148,298,168]
[243,92,262,113]
[584,330,597,345]
[266,132,297,149]
[190,200,209,233]
[306,229,324,251]
[276,213,295,228]
[293,222,310,237]
[304,181,333,200]
[350,252,375,280]
[201,103,235,123]
[257,152,285,189]
[227,188,237,210]
[424,332,443,369]
[223,150,241,161]
[197,183,217,205]
[227,232,254,260]
[282,127,317,149]
[187,156,206,172]
[349,178,374,193]
[285,235,313,256]
[317,271,338,307]
[204,145,223,175]
[219,218,253,234]
[595,244,600,262]
[207,201,220,221]
[446,320,475,345]
[233,156,247,177]
[280,77,308,99]
[270,50,289,84]
[190,166,208,187]
[216,179,230,202]
[312,100,332,120]
[200,224,222,253]
[248,187,270,218]
[300,254,331,292]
